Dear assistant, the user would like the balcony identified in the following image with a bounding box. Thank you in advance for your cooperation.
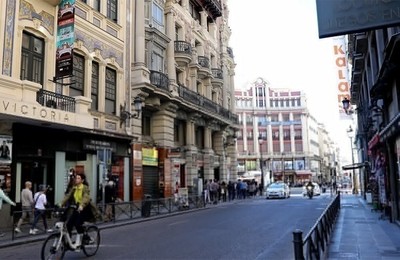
[150,70,169,92]
[197,56,211,79]
[177,84,238,124]
[211,68,223,86]
[202,0,222,19]
[36,89,76,113]
[174,41,192,67]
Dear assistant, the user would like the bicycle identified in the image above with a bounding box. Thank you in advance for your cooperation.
[41,206,100,260]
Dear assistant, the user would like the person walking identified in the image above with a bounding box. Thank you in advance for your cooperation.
[30,185,52,235]
[0,182,16,237]
[15,181,34,233]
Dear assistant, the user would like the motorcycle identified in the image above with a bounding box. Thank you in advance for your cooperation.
[306,185,314,199]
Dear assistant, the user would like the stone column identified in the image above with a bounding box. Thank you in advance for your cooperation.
[152,102,177,148]
[165,5,176,84]
[200,11,207,30]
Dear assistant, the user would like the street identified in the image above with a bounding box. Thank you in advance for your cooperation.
[1,190,334,260]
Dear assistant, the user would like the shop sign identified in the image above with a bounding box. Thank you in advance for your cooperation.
[83,139,116,152]
[1,98,71,123]
[142,148,158,166]
[316,0,400,38]
[56,0,75,78]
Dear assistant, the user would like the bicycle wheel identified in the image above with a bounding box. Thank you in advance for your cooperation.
[82,226,100,257]
[41,233,66,260]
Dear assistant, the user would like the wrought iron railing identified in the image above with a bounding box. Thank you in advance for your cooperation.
[150,70,169,91]
[198,56,210,68]
[211,68,223,79]
[177,84,238,124]
[174,41,192,54]
[293,193,341,260]
[36,89,76,112]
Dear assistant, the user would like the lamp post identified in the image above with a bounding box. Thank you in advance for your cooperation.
[258,135,265,194]
[347,126,357,194]
[281,152,285,183]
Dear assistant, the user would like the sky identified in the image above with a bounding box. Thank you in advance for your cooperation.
[228,0,355,164]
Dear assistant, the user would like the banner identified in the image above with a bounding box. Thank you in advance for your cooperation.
[55,0,75,78]
[332,36,352,120]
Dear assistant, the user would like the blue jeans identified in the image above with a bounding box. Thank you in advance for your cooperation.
[31,209,48,230]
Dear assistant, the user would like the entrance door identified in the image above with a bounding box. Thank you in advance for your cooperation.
[143,166,159,199]
[21,161,54,206]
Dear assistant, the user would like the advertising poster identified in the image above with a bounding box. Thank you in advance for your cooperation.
[0,135,12,164]
[56,0,75,78]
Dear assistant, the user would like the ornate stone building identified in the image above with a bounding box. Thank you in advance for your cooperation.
[0,0,237,223]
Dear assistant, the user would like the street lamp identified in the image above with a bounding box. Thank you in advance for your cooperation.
[347,125,357,194]
[258,135,265,193]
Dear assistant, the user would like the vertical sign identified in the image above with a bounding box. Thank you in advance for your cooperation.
[56,0,75,78]
[332,36,351,120]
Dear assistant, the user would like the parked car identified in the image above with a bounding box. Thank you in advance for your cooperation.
[302,182,321,197]
[266,182,290,199]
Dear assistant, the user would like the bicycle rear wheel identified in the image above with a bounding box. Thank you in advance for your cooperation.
[41,233,66,260]
[82,226,100,256]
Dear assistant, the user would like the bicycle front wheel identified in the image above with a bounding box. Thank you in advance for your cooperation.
[41,233,66,260]
[82,226,100,257]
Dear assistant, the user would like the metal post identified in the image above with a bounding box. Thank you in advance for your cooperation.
[349,136,356,194]
[260,143,264,193]
[293,229,304,260]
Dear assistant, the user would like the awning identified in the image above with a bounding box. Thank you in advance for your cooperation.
[342,162,370,170]
[295,170,312,176]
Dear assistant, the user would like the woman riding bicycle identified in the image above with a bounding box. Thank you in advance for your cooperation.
[60,172,92,249]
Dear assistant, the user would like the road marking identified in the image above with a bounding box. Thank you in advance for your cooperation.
[168,220,188,226]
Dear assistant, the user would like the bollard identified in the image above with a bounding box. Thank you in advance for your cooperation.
[293,229,304,260]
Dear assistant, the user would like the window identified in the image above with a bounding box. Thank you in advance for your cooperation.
[294,129,302,140]
[105,67,116,114]
[245,115,253,125]
[273,130,279,140]
[21,32,44,84]
[152,46,164,72]
[246,130,253,140]
[142,113,151,136]
[174,119,186,145]
[93,0,100,12]
[71,53,84,97]
[282,114,290,122]
[195,126,205,148]
[258,116,267,126]
[189,1,201,21]
[91,61,99,110]
[283,129,290,140]
[107,0,118,22]
[152,3,164,29]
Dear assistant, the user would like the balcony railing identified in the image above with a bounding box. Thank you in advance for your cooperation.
[36,89,76,112]
[211,68,223,79]
[198,56,210,68]
[177,84,238,124]
[150,70,169,91]
[174,41,192,54]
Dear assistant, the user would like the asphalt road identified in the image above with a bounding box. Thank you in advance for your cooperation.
[1,190,334,260]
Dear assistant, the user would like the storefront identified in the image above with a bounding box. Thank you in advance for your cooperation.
[10,123,131,208]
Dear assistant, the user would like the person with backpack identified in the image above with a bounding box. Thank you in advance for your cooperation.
[30,185,52,235]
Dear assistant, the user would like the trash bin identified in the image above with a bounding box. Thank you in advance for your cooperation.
[141,194,152,218]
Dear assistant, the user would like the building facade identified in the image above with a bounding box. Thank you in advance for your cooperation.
[348,26,400,224]
[0,0,238,226]
[130,0,237,200]
[234,78,336,187]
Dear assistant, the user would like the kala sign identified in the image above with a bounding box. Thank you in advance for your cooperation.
[316,0,400,38]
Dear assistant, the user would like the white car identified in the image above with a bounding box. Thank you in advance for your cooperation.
[302,182,321,197]
[266,182,290,199]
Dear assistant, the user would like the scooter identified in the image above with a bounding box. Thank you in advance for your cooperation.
[306,185,314,199]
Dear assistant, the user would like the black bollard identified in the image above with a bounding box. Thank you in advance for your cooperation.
[293,229,304,260]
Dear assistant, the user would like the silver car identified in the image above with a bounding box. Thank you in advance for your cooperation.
[266,182,290,199]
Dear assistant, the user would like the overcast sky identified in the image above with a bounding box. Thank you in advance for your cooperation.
[228,0,355,164]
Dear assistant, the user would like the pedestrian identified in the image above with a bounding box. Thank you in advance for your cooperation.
[104,180,116,222]
[204,180,211,204]
[0,182,16,237]
[30,185,52,235]
[15,181,34,233]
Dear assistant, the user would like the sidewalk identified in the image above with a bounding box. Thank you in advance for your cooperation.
[328,194,400,260]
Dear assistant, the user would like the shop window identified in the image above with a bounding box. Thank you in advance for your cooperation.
[105,67,116,114]
[20,31,44,85]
